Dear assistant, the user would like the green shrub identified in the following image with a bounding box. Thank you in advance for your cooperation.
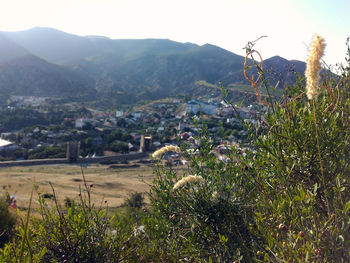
[245,76,350,261]
[0,181,146,262]
[28,145,66,160]
[0,194,16,247]
[123,192,145,209]
[234,38,350,262]
[147,131,257,262]
[144,38,350,262]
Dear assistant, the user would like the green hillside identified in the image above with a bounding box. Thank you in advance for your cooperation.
[0,27,307,104]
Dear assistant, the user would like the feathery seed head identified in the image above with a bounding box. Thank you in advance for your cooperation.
[305,34,326,100]
[212,191,218,200]
[152,145,181,158]
[173,175,204,190]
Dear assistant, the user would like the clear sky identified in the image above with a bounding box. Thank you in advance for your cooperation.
[0,0,349,65]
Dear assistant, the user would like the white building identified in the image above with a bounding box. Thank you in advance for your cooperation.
[186,100,218,115]
[75,118,93,129]
[116,110,124,118]
[0,138,19,151]
[132,112,142,119]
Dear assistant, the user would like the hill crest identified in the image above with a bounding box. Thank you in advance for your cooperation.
[0,27,307,104]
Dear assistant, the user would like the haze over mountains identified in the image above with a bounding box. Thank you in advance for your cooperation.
[0,27,306,104]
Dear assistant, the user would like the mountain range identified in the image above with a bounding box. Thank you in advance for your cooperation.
[0,27,307,105]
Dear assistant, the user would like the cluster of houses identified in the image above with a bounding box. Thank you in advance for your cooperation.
[71,98,260,139]
[0,96,261,161]
[10,96,48,107]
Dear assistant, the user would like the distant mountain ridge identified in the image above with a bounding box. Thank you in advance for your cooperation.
[0,34,29,64]
[0,27,307,104]
[0,54,94,97]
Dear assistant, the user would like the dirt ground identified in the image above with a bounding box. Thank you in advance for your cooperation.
[0,162,156,209]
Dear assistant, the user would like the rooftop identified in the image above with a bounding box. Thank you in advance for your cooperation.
[0,138,13,147]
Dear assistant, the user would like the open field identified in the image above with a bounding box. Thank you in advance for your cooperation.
[0,162,157,209]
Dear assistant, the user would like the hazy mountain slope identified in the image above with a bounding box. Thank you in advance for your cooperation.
[0,27,308,103]
[3,28,198,65]
[0,55,95,97]
[66,38,197,83]
[219,55,307,90]
[263,56,305,87]
[0,33,30,64]
[75,43,247,93]
[3,27,101,64]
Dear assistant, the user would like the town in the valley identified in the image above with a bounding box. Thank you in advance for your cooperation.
[0,95,263,165]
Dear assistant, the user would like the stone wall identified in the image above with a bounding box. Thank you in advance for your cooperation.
[78,152,146,164]
[0,158,68,167]
[0,152,147,168]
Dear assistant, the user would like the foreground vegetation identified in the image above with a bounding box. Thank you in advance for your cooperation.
[1,37,350,262]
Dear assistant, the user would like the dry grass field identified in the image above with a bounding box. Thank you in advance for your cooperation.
[0,162,156,209]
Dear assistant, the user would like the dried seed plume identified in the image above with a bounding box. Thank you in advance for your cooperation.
[305,34,326,100]
[173,175,204,190]
[152,145,181,158]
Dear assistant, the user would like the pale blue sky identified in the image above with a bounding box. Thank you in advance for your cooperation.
[0,0,349,65]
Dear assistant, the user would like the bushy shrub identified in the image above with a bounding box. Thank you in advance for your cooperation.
[123,192,145,209]
[27,145,66,159]
[246,63,350,262]
[0,181,146,262]
[108,141,129,153]
[143,37,350,262]
[146,130,257,262]
[0,194,16,247]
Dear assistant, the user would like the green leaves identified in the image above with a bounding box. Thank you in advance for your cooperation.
[344,202,350,213]
[219,234,228,244]
[249,67,350,261]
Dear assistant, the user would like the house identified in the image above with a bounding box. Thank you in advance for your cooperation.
[186,100,218,115]
[109,117,117,123]
[116,110,124,118]
[132,112,142,119]
[1,132,12,139]
[0,138,19,151]
[0,138,13,149]
[128,143,137,151]
[75,118,93,129]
